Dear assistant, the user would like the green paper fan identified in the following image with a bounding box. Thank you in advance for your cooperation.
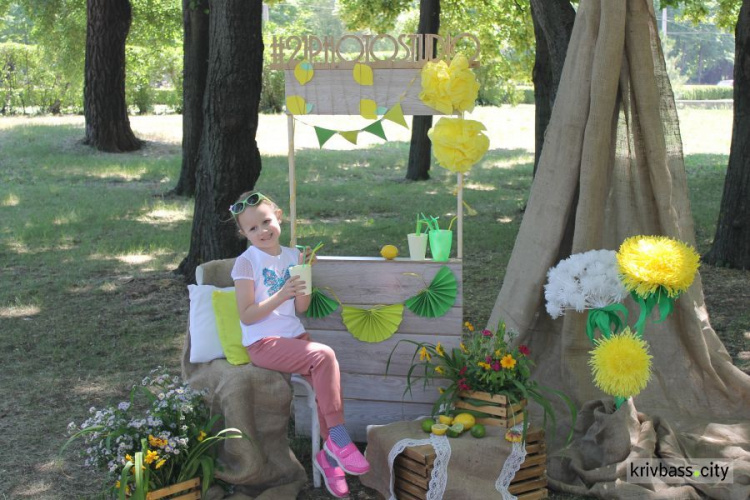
[306,288,340,319]
[404,266,457,318]
[341,304,404,343]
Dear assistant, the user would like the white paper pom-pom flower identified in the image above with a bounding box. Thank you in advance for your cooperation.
[544,249,627,318]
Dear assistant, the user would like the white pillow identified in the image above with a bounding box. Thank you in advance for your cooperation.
[188,284,235,363]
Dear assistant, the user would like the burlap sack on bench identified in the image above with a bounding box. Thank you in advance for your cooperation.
[181,258,306,500]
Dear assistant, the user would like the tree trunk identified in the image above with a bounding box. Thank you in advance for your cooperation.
[172,0,210,197]
[178,0,265,281]
[405,0,440,181]
[529,0,575,175]
[83,0,141,152]
[704,0,750,269]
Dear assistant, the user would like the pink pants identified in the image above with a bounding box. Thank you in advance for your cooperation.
[246,333,344,439]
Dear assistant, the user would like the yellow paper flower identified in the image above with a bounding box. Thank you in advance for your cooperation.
[419,54,479,114]
[589,328,652,398]
[419,60,452,114]
[500,354,516,370]
[446,54,480,113]
[436,342,445,357]
[616,235,700,298]
[428,117,489,173]
[419,346,431,362]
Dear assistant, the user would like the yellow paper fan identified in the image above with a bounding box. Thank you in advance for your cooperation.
[341,304,404,343]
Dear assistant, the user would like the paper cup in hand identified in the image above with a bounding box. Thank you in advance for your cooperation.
[289,264,312,295]
[407,233,428,261]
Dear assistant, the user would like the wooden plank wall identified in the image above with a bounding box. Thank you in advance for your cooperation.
[295,256,462,442]
[284,69,441,116]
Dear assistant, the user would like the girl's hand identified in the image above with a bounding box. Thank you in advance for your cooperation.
[278,275,306,300]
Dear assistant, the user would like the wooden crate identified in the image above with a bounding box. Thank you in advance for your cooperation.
[146,478,201,500]
[393,427,548,500]
[456,391,527,428]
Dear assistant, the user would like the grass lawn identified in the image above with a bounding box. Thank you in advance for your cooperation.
[0,105,747,499]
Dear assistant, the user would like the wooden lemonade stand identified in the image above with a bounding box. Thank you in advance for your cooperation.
[269,33,481,440]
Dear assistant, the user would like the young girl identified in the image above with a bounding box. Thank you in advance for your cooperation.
[229,191,368,498]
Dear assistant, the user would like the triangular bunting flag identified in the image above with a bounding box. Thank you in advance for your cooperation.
[362,120,387,141]
[339,130,359,145]
[314,126,337,148]
[383,103,408,128]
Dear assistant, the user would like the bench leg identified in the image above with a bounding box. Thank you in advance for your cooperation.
[291,374,322,488]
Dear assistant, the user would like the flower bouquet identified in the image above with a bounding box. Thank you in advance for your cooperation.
[387,321,576,441]
[63,367,246,498]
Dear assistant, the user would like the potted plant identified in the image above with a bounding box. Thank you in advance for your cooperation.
[63,367,247,498]
[388,321,576,440]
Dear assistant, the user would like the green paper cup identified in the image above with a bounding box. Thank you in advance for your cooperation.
[429,230,452,262]
[289,264,312,295]
[407,233,429,261]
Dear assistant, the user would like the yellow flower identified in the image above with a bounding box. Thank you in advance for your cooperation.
[419,54,479,114]
[155,458,167,470]
[616,235,700,298]
[419,346,432,362]
[428,117,489,173]
[438,387,445,394]
[500,354,516,370]
[435,366,444,374]
[465,321,475,332]
[494,349,502,358]
[419,59,452,114]
[446,53,480,113]
[115,480,121,489]
[144,450,159,465]
[436,342,445,357]
[460,343,468,353]
[148,434,167,448]
[124,454,133,463]
[478,361,491,370]
[197,430,207,442]
[589,328,652,397]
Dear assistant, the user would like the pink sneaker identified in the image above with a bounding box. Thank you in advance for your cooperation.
[313,450,349,498]
[324,437,370,475]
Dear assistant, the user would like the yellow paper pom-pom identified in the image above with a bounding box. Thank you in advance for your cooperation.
[589,328,652,398]
[419,60,452,114]
[616,235,700,298]
[447,54,480,113]
[428,117,489,173]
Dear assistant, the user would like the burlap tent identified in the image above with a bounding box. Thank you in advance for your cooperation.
[487,0,750,498]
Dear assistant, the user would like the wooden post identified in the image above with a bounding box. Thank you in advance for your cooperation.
[457,172,463,259]
[288,113,297,246]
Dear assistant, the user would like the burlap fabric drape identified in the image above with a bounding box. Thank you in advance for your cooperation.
[487,0,750,498]
[181,259,307,500]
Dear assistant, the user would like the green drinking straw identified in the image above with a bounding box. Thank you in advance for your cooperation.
[307,242,324,265]
[448,216,458,231]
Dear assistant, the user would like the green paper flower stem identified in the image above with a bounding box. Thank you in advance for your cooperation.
[614,396,627,409]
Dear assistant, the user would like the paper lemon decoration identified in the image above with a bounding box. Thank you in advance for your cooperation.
[352,63,374,86]
[294,60,314,85]
[286,95,312,115]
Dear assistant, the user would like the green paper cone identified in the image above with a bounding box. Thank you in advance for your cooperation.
[314,126,337,148]
[342,304,404,342]
[404,266,457,318]
[306,288,339,319]
[362,120,387,140]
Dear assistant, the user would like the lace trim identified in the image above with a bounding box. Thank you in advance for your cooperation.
[495,424,528,500]
[386,434,451,500]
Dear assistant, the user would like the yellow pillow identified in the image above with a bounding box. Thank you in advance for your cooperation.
[211,290,250,365]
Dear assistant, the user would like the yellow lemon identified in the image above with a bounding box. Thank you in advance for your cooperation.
[453,413,475,431]
[431,423,449,436]
[438,414,453,425]
[380,245,398,260]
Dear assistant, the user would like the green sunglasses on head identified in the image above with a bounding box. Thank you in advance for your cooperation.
[229,192,272,216]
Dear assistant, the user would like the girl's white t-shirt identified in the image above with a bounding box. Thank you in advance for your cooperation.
[231,245,305,347]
